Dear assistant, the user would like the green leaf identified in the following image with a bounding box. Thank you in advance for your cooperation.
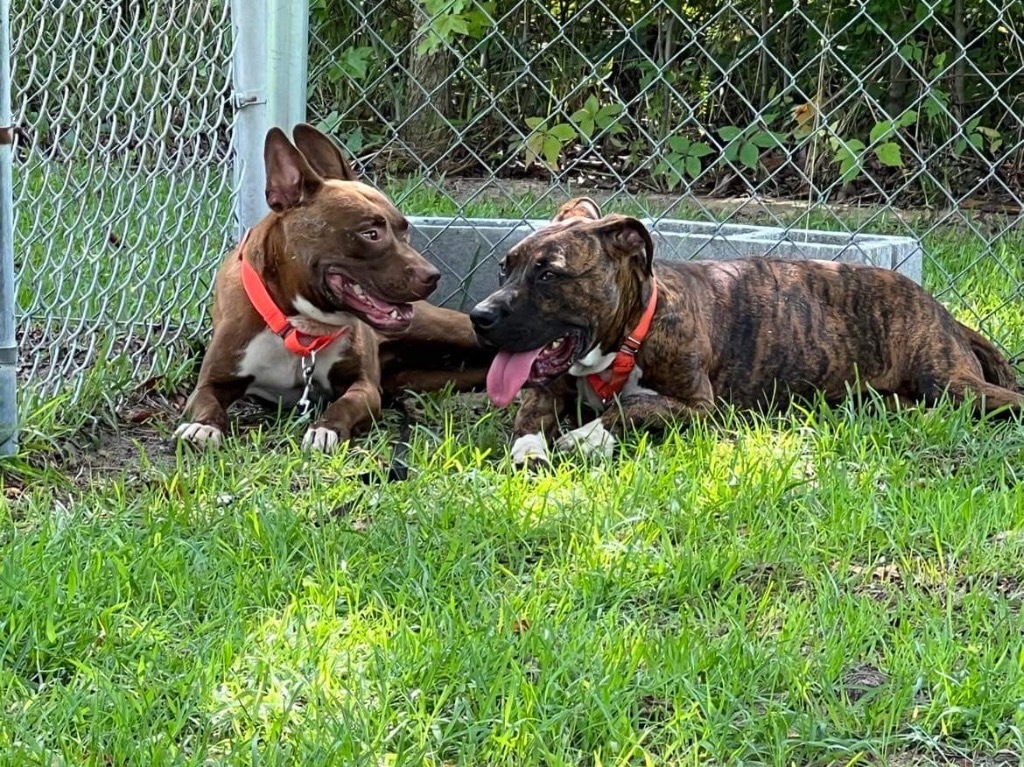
[597,103,624,120]
[832,144,854,167]
[723,143,739,163]
[46,615,57,643]
[524,134,545,166]
[447,15,470,35]
[898,42,921,62]
[525,116,546,130]
[685,155,702,180]
[667,135,690,154]
[923,93,949,120]
[739,142,760,170]
[343,127,364,155]
[574,114,595,140]
[839,156,862,183]
[750,131,778,149]
[844,138,866,153]
[548,123,577,142]
[654,160,681,186]
[663,169,682,190]
[584,94,599,114]
[874,142,903,167]
[718,125,743,141]
[870,120,895,144]
[897,110,918,128]
[543,135,562,167]
[689,141,713,158]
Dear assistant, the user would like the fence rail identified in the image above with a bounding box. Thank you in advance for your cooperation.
[4,0,1023,410]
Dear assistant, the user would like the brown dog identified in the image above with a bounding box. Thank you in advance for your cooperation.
[175,124,488,451]
[470,198,1022,464]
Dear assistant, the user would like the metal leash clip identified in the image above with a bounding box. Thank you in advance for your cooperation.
[296,350,317,420]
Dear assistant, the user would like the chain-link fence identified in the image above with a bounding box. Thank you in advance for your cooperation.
[7,0,1023,409]
[10,0,234,401]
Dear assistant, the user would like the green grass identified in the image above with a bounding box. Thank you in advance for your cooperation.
[4,162,1024,765]
[2,398,1024,765]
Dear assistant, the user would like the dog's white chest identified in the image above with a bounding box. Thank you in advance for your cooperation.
[569,347,656,410]
[237,329,351,406]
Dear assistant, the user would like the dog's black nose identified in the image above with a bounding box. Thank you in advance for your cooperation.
[469,302,505,332]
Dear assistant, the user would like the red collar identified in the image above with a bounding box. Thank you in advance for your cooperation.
[237,229,348,357]
[586,280,659,404]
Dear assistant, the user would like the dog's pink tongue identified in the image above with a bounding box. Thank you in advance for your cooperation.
[486,348,545,407]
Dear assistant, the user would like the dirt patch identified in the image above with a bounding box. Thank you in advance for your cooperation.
[18,384,499,493]
[437,177,1017,230]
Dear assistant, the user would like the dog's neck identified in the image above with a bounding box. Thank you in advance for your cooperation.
[242,219,296,312]
[599,270,655,351]
[568,271,655,378]
[243,218,355,332]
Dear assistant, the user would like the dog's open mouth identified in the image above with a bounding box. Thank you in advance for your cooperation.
[486,331,583,407]
[326,271,414,331]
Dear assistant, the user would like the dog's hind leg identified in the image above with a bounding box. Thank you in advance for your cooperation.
[957,321,1022,391]
[946,378,1024,418]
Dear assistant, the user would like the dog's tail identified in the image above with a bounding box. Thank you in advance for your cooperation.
[958,321,1022,391]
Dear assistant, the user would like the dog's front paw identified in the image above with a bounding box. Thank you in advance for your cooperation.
[174,422,224,449]
[302,426,347,453]
[554,419,616,458]
[510,432,551,470]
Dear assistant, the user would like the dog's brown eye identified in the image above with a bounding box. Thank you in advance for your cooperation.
[538,270,556,282]
[361,229,380,241]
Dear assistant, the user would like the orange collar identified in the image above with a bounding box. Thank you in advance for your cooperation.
[237,229,348,357]
[586,280,659,404]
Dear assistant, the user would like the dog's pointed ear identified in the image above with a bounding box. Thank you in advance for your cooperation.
[292,123,358,182]
[264,127,323,212]
[552,196,602,222]
[596,215,654,276]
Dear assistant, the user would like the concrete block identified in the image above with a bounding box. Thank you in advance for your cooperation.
[409,216,924,311]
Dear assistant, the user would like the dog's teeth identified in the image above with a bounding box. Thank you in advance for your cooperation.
[352,284,364,296]
[550,339,562,349]
[389,309,399,319]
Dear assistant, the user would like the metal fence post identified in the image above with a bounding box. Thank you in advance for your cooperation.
[231,0,308,236]
[0,0,16,457]
[267,0,308,130]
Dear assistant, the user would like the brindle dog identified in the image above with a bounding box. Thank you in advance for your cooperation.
[470,199,1022,465]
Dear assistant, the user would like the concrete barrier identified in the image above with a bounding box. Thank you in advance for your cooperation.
[409,216,923,311]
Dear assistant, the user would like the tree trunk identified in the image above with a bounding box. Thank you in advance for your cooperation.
[399,2,453,169]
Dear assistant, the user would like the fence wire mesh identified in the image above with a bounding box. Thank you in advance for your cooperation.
[9,0,1024,405]
[308,0,1024,364]
[12,0,234,400]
